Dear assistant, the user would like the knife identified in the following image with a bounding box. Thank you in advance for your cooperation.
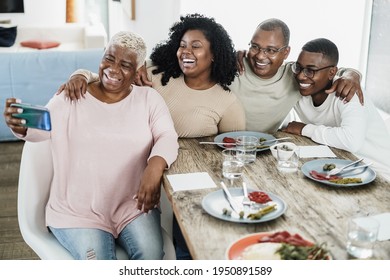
[220,181,242,214]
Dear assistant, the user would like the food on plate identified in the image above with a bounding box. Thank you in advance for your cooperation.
[238,231,331,260]
[278,144,293,151]
[247,204,276,220]
[222,207,232,216]
[309,170,341,181]
[323,163,336,171]
[256,144,269,149]
[259,231,313,246]
[239,242,282,260]
[329,177,362,184]
[222,136,236,148]
[222,136,271,149]
[248,191,272,204]
[275,242,330,260]
[309,170,362,184]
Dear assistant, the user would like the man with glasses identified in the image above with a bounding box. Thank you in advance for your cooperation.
[283,38,390,181]
[232,18,363,133]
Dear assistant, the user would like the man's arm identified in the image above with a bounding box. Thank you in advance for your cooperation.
[327,68,364,105]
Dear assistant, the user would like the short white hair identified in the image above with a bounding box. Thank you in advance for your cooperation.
[106,31,147,69]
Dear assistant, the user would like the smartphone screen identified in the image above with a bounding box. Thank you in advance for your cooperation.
[11,103,52,131]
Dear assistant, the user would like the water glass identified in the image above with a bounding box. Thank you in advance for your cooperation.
[347,216,379,259]
[277,143,299,173]
[222,149,244,180]
[236,136,258,164]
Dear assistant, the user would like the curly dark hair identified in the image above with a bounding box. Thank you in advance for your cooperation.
[150,13,237,91]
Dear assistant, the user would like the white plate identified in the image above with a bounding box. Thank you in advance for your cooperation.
[201,187,287,223]
[214,131,276,152]
[301,159,376,187]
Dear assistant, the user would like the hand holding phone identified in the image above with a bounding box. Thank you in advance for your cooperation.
[11,103,52,131]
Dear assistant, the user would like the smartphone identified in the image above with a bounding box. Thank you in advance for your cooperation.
[11,103,52,131]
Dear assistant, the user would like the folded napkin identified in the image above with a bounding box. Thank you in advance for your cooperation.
[167,172,217,192]
[299,145,336,158]
[372,213,390,241]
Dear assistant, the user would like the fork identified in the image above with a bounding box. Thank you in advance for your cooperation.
[242,181,251,206]
[326,158,364,178]
[259,137,292,144]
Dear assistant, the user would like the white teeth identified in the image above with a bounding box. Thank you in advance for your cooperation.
[255,61,268,66]
[183,59,195,63]
[107,76,120,82]
[299,83,310,89]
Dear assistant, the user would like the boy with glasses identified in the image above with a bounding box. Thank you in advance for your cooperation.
[232,18,363,133]
[283,38,390,181]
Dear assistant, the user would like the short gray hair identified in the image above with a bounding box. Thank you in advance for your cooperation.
[106,31,147,69]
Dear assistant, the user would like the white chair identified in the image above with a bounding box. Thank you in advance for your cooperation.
[17,140,176,260]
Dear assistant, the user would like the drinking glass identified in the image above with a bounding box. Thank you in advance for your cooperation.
[347,216,379,259]
[277,143,299,173]
[235,136,258,164]
[222,149,244,186]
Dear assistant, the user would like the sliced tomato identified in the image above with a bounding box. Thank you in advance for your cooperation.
[248,191,272,204]
[222,137,236,148]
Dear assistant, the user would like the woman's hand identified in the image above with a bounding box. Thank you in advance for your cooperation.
[3,98,27,136]
[134,64,152,87]
[56,74,88,101]
[135,156,167,213]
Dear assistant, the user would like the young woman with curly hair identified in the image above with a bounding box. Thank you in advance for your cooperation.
[60,14,246,138]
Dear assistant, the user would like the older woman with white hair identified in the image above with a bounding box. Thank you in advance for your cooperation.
[3,31,179,259]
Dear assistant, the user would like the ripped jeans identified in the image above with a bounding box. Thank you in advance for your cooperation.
[49,208,163,260]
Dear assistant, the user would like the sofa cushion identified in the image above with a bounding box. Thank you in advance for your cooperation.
[20,40,61,50]
[0,26,17,47]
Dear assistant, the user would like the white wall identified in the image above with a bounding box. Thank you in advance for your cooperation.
[366,0,390,114]
[108,0,181,56]
[0,0,66,26]
[179,0,372,81]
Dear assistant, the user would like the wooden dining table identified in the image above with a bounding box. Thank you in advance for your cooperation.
[161,131,390,260]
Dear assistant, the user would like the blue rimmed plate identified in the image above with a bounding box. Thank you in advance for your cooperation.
[201,187,287,223]
[214,131,276,152]
[301,159,376,187]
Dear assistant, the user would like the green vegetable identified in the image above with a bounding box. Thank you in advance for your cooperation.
[247,204,276,220]
[276,243,331,260]
[323,163,336,171]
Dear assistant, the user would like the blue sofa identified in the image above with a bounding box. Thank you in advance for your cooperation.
[0,48,104,141]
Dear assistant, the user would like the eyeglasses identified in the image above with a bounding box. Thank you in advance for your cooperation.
[291,62,335,78]
[248,43,287,56]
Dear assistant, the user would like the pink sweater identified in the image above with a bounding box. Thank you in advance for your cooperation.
[22,86,178,237]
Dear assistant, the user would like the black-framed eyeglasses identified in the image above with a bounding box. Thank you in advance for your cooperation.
[248,43,287,56]
[291,62,335,78]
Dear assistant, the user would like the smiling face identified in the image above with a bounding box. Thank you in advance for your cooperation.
[294,50,336,101]
[247,28,290,79]
[99,44,138,94]
[176,29,214,85]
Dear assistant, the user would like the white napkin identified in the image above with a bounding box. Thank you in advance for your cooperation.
[167,172,217,192]
[299,145,337,158]
[372,213,390,241]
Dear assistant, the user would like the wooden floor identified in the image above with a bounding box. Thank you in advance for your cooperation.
[0,141,39,260]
